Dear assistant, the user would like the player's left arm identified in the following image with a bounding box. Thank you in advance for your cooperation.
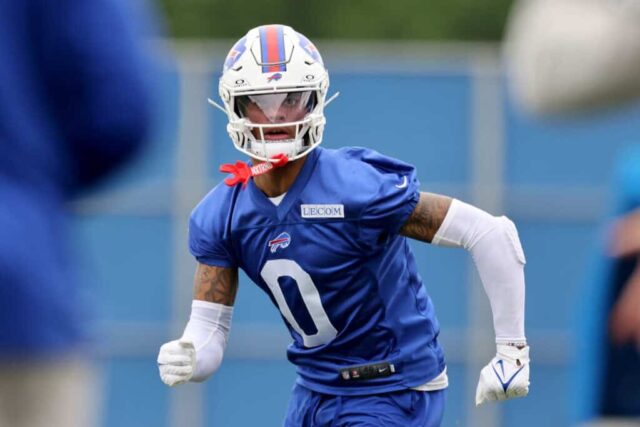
[399,192,452,243]
[401,192,530,406]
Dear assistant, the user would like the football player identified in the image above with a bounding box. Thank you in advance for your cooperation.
[158,25,529,426]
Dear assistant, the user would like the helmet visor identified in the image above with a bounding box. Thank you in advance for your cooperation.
[236,91,316,124]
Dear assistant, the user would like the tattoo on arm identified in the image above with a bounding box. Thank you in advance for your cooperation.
[400,192,452,243]
[193,263,239,306]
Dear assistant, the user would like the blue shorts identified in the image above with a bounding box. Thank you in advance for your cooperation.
[283,384,446,427]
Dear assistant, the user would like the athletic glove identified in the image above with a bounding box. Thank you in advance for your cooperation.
[157,339,196,386]
[475,344,530,406]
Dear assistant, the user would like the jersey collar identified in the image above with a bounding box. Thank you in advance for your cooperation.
[248,147,321,220]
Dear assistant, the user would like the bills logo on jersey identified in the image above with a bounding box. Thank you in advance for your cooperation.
[268,232,291,253]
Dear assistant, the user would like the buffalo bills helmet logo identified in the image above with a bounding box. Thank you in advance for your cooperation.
[267,73,283,82]
[268,232,291,253]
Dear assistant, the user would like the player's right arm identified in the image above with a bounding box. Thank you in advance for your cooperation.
[192,262,239,306]
[157,263,238,387]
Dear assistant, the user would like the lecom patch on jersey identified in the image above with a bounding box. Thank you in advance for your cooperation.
[301,204,344,218]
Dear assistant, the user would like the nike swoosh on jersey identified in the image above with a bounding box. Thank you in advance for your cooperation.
[491,360,525,392]
[395,176,408,189]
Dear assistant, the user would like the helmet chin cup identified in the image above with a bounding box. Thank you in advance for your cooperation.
[248,140,302,161]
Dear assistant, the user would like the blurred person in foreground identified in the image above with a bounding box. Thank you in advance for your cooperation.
[570,147,640,427]
[158,24,530,426]
[0,0,152,426]
[599,149,640,426]
[505,1,640,425]
[609,207,640,348]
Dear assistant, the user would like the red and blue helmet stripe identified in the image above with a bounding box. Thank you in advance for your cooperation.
[259,25,287,73]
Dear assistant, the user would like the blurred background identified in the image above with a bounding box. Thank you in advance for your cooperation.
[21,0,640,426]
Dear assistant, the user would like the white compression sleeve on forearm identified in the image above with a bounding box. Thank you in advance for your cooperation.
[432,199,526,343]
[181,300,233,382]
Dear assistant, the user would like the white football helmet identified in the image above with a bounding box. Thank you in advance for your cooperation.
[215,25,331,162]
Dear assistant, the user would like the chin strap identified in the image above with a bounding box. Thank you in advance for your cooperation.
[219,153,289,188]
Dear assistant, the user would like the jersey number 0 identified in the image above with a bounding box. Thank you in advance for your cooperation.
[260,259,338,347]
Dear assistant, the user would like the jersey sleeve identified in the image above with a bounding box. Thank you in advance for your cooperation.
[351,149,420,249]
[188,188,238,268]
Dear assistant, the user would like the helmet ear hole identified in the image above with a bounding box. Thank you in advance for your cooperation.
[220,87,231,102]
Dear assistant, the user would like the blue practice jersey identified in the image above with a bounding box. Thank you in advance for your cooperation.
[189,147,445,395]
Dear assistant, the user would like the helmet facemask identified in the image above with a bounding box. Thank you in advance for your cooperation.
[228,90,325,162]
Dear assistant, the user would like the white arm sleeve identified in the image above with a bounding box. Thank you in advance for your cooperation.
[433,199,526,343]
[181,300,233,382]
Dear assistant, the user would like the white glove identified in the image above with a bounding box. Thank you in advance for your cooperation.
[475,344,530,406]
[157,339,196,387]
